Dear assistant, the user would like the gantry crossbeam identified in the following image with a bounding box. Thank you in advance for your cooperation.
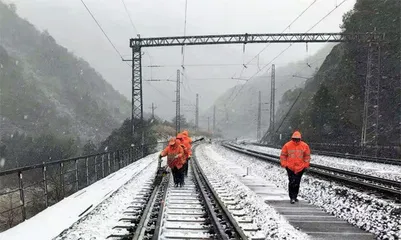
[129,32,384,153]
[130,32,384,48]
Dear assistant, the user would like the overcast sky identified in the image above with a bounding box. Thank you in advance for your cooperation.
[6,0,357,121]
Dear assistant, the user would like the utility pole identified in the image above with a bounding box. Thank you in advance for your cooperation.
[213,105,216,133]
[208,117,210,132]
[195,94,199,131]
[150,103,157,119]
[270,64,276,134]
[257,91,262,140]
[176,69,181,135]
[361,43,381,155]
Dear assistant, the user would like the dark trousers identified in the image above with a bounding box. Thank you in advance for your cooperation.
[172,167,184,186]
[286,168,305,200]
[183,158,189,176]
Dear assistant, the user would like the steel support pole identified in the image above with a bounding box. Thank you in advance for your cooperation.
[18,171,26,221]
[75,159,79,192]
[213,105,216,133]
[257,91,262,140]
[101,155,105,178]
[195,94,199,131]
[42,164,48,207]
[270,64,276,134]
[361,43,381,155]
[94,156,97,181]
[85,157,89,186]
[131,40,144,156]
[108,153,111,175]
[60,162,65,199]
[176,69,181,134]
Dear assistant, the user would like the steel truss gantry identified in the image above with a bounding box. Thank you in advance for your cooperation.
[129,32,384,150]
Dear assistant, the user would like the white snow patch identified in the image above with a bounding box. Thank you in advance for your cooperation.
[0,153,158,240]
[216,144,401,239]
[55,158,159,239]
[196,144,310,240]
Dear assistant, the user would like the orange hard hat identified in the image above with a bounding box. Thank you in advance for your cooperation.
[182,130,189,136]
[291,131,302,139]
[168,137,177,146]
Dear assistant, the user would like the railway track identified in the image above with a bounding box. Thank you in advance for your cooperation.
[247,142,401,166]
[108,147,263,239]
[224,143,401,200]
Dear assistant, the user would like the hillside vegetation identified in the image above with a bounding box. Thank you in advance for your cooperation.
[204,44,335,139]
[273,0,400,149]
[0,2,130,142]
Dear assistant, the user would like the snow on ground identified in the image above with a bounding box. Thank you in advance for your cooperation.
[241,143,401,182]
[55,157,158,240]
[196,144,310,240]
[0,153,158,240]
[216,144,401,239]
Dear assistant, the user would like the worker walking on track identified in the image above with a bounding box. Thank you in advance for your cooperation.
[159,137,186,187]
[280,131,311,204]
[179,130,192,177]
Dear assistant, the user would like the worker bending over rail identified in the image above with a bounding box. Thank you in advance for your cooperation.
[177,130,192,177]
[159,137,186,187]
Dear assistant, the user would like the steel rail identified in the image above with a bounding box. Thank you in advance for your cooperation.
[224,143,401,199]
[132,173,167,240]
[192,147,249,240]
[244,148,400,188]
[312,149,400,165]
[191,154,231,240]
[151,167,169,240]
[248,142,400,166]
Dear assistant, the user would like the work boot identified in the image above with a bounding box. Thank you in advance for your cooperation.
[295,198,299,202]
[290,199,296,204]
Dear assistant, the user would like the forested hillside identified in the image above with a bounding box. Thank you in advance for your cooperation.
[204,44,335,139]
[272,0,400,148]
[0,2,130,142]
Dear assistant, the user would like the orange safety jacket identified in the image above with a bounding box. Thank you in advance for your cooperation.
[181,137,192,157]
[176,137,190,161]
[280,140,311,174]
[160,144,185,169]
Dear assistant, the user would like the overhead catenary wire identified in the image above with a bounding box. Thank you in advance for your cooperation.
[306,0,348,32]
[146,81,173,101]
[226,44,292,105]
[231,0,319,79]
[120,0,138,34]
[80,0,125,61]
[120,0,155,79]
[217,0,350,128]
[229,0,350,102]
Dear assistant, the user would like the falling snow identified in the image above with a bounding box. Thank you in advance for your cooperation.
[0,158,6,168]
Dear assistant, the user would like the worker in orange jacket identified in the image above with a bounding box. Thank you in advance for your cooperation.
[280,131,311,204]
[159,137,186,187]
[179,130,192,177]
